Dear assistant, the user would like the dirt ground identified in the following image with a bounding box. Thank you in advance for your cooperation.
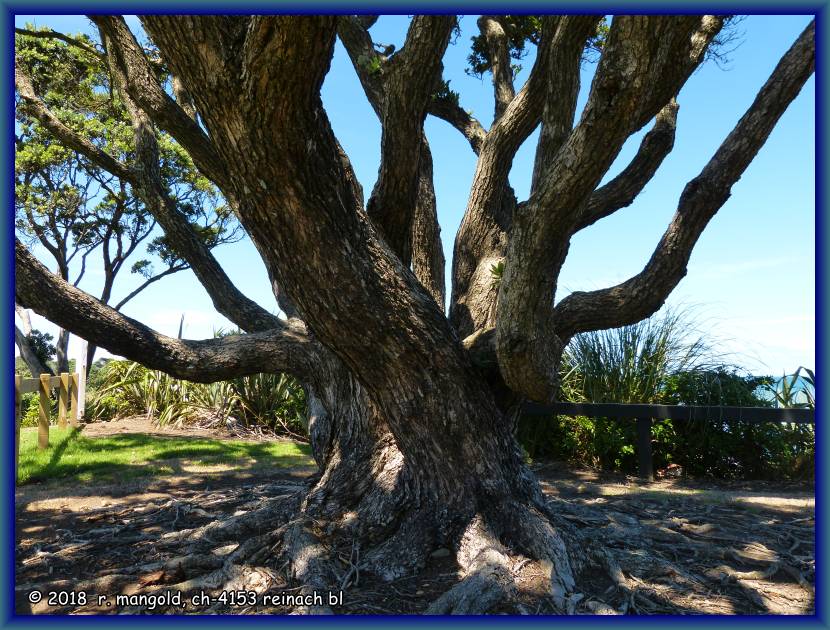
[15,417,815,616]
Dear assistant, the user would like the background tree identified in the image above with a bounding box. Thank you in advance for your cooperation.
[14,25,241,374]
[14,15,814,613]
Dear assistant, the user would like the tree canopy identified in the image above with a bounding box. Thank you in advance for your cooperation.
[15,24,241,373]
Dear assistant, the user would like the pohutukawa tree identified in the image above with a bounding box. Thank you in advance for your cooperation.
[15,25,241,375]
[15,14,814,613]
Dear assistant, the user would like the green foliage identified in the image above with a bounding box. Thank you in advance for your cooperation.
[26,328,56,367]
[15,24,240,312]
[489,260,505,288]
[86,359,308,439]
[517,310,814,480]
[431,79,460,107]
[356,53,382,75]
[466,16,608,78]
[15,357,31,377]
[467,16,542,78]
[20,393,44,428]
[766,366,815,409]
[564,309,711,405]
[229,373,307,438]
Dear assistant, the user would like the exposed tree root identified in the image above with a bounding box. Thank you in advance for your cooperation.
[425,515,515,614]
[159,493,300,549]
[281,519,336,614]
[15,462,815,616]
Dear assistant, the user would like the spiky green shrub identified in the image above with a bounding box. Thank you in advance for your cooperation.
[86,358,307,438]
[517,309,814,479]
[519,309,710,470]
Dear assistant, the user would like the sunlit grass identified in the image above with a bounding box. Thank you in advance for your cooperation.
[17,427,314,485]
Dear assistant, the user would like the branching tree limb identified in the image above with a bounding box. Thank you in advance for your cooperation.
[15,240,316,382]
[411,139,446,309]
[337,16,447,307]
[530,16,602,194]
[497,16,724,401]
[554,19,815,338]
[89,16,228,188]
[575,99,679,232]
[364,16,455,264]
[450,16,600,338]
[16,62,131,180]
[478,16,515,121]
[427,98,487,154]
[14,26,103,60]
[17,53,280,335]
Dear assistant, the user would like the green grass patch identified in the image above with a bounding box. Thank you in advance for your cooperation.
[17,427,314,486]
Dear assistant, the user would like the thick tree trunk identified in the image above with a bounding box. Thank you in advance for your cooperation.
[14,14,813,614]
[280,347,584,610]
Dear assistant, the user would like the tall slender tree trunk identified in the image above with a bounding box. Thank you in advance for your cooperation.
[55,328,70,374]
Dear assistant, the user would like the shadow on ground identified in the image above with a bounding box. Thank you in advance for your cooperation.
[14,456,814,615]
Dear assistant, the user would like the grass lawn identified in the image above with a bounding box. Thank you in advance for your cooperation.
[17,427,314,486]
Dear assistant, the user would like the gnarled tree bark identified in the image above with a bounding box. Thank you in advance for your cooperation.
[14,14,814,614]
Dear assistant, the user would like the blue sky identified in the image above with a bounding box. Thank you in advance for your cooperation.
[15,14,815,376]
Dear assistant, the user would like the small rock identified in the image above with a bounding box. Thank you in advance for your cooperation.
[430,548,451,558]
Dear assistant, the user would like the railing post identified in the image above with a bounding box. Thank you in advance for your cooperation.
[15,375,22,484]
[70,373,79,427]
[77,340,87,420]
[58,372,69,429]
[636,417,653,481]
[38,374,51,450]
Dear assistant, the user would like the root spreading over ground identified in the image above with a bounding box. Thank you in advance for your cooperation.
[16,460,814,615]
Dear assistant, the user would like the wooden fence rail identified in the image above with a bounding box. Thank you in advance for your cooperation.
[14,372,80,482]
[522,401,816,481]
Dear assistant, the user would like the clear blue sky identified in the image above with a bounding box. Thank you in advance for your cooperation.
[15,14,815,376]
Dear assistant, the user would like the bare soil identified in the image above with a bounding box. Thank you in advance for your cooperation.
[15,417,814,615]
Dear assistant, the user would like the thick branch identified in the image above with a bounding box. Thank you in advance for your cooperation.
[554,19,815,337]
[16,240,316,382]
[336,16,385,117]
[530,16,600,193]
[497,16,724,402]
[450,17,600,337]
[411,139,445,310]
[337,16,446,304]
[478,16,515,121]
[427,98,486,154]
[576,99,679,232]
[365,16,455,264]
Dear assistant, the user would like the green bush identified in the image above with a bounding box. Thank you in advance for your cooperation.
[86,358,307,439]
[517,310,814,480]
[19,392,57,428]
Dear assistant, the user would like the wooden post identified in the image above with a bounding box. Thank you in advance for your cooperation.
[58,372,69,429]
[70,373,79,427]
[77,340,88,420]
[15,375,22,484]
[38,374,51,450]
[636,417,653,481]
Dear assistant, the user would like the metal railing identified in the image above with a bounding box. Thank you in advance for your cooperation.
[522,402,815,480]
